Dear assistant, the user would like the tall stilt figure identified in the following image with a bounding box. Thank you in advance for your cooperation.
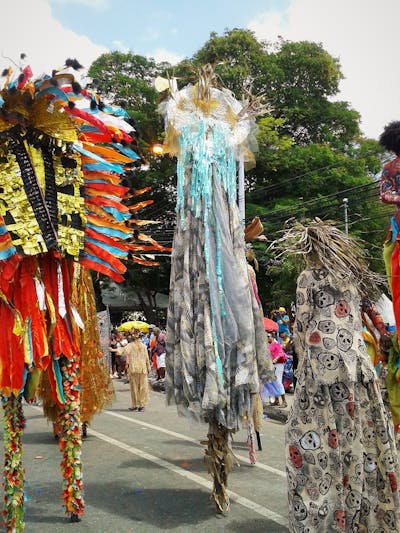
[159,67,275,512]
[274,219,400,532]
[0,59,166,530]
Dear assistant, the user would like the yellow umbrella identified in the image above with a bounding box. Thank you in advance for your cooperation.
[118,320,149,333]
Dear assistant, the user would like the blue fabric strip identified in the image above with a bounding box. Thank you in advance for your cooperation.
[86,223,130,239]
[391,216,399,242]
[114,143,139,160]
[102,206,131,221]
[72,143,124,173]
[0,246,17,261]
[81,252,120,273]
[83,162,123,173]
[52,358,66,405]
[35,86,68,101]
[85,236,127,257]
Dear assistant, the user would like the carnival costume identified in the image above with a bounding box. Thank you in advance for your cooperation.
[158,67,275,512]
[0,59,166,531]
[380,155,400,329]
[274,220,400,532]
[378,121,400,445]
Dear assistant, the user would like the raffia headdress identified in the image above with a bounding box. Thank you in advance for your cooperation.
[270,218,385,299]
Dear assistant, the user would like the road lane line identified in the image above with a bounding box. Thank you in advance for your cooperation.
[103,410,286,479]
[90,428,288,528]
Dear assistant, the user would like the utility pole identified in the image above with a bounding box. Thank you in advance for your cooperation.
[343,197,349,234]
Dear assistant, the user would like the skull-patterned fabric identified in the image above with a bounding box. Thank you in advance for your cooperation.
[286,268,400,532]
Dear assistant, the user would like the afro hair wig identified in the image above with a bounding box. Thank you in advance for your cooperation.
[379,121,400,156]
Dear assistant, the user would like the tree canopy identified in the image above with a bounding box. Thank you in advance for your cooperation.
[88,29,388,318]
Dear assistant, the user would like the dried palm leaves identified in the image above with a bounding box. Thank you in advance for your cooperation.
[202,422,239,514]
[270,218,385,299]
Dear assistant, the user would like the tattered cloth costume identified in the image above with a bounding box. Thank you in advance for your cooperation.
[159,73,275,512]
[278,222,400,533]
[289,268,400,532]
[0,62,166,531]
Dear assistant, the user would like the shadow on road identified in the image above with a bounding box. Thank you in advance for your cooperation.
[228,518,289,532]
[86,483,218,529]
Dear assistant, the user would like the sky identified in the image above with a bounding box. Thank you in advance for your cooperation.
[1,0,399,139]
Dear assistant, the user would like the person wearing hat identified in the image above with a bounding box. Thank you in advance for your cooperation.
[116,328,151,412]
[276,307,290,337]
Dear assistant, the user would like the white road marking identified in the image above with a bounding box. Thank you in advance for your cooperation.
[90,427,288,528]
[104,410,286,478]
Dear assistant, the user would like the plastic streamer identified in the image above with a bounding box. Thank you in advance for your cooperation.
[0,59,168,530]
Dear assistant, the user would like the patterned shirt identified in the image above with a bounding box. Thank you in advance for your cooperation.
[380,157,400,207]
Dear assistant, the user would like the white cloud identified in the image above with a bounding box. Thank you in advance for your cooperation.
[0,0,107,78]
[149,48,183,65]
[248,0,400,139]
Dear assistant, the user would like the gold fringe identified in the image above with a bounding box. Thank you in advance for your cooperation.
[71,267,114,423]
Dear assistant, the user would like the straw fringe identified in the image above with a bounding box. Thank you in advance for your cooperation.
[269,218,386,299]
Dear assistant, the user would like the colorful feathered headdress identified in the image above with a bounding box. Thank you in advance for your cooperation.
[0,57,168,280]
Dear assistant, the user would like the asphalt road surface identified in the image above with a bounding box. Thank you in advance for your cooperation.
[2,380,290,532]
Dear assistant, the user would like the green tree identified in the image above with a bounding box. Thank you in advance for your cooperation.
[182,30,361,147]
[269,41,361,145]
[88,52,176,315]
[87,34,388,315]
[89,51,164,143]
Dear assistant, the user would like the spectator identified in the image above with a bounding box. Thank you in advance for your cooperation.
[150,330,158,377]
[142,332,150,352]
[109,333,128,378]
[276,307,290,336]
[109,331,119,378]
[153,328,166,381]
[279,331,291,351]
[117,328,151,412]
[267,333,287,407]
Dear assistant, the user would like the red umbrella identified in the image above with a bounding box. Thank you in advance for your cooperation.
[263,317,278,332]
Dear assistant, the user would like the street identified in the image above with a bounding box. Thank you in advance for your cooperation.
[3,381,290,533]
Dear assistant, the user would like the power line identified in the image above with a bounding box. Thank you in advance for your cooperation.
[133,147,389,219]
[246,149,388,197]
[253,181,380,223]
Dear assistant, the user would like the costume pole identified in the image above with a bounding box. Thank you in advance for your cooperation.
[252,393,263,451]
[58,357,84,522]
[246,394,257,464]
[2,395,25,533]
[246,417,257,465]
[256,431,262,451]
